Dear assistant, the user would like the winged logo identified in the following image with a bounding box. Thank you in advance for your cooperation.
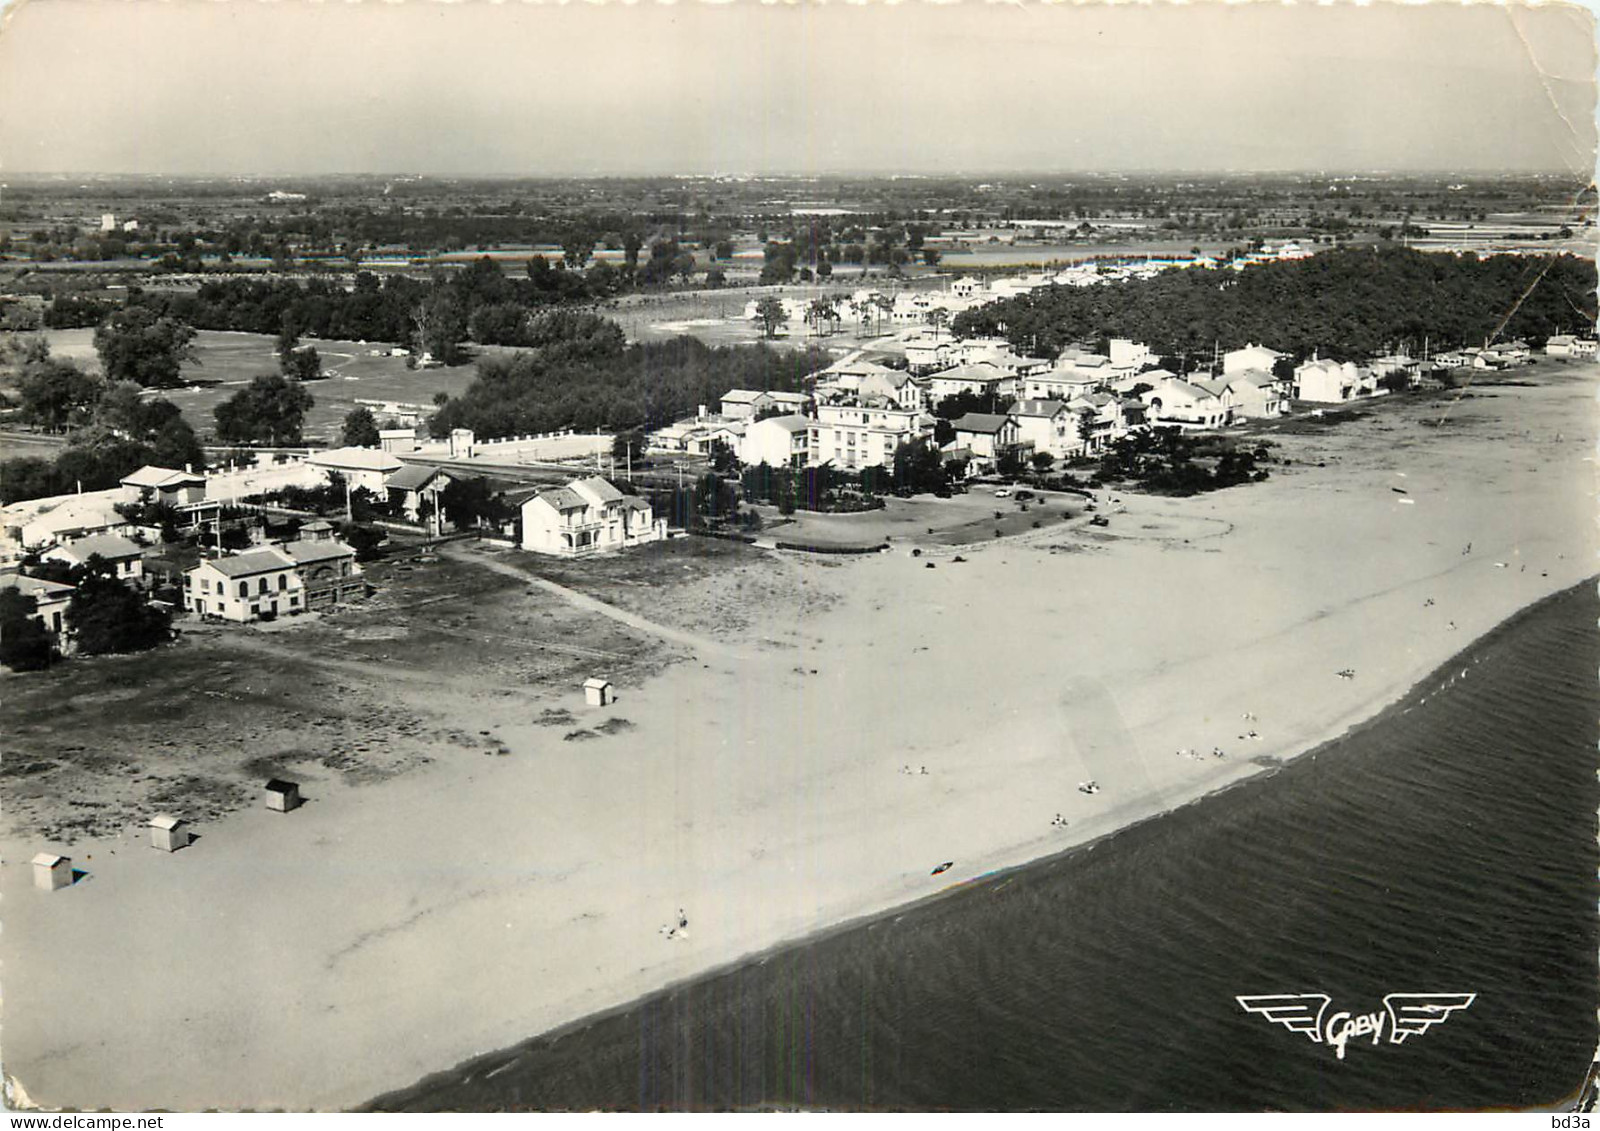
[1235,994,1332,1043]
[1238,991,1476,1059]
[1383,993,1477,1044]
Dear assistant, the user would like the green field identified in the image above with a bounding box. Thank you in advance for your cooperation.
[21,329,480,444]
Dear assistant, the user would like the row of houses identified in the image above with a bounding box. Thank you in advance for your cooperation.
[0,536,145,636]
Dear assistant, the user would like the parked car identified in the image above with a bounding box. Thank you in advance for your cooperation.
[994,488,1012,498]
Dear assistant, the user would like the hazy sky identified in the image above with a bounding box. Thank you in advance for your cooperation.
[0,0,1593,177]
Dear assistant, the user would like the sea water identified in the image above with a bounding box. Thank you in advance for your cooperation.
[369,582,1598,1112]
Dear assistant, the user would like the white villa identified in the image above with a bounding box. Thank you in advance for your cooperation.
[857,368,923,411]
[1009,399,1077,459]
[904,336,953,374]
[122,465,207,507]
[1294,359,1379,403]
[1142,377,1233,429]
[185,547,305,622]
[740,415,812,468]
[183,535,362,622]
[812,402,935,471]
[519,477,665,557]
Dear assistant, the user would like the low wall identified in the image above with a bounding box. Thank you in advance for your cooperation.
[202,459,323,502]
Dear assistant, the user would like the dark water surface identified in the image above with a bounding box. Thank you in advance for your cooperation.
[369,582,1599,1112]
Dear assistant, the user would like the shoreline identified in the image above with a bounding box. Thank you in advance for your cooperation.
[362,575,1599,1110]
[3,372,1595,1111]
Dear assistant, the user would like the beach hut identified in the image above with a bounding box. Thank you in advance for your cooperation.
[148,814,190,853]
[583,677,614,707]
[32,852,71,891]
[265,778,302,813]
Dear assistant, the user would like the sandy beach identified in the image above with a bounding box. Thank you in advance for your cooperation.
[3,366,1596,1111]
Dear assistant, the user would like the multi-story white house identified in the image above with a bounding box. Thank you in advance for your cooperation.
[951,413,1022,465]
[1294,359,1366,402]
[1142,377,1233,429]
[816,358,900,397]
[947,412,1024,473]
[183,532,362,622]
[1067,392,1134,453]
[1484,340,1532,366]
[519,477,665,557]
[811,403,935,471]
[949,277,987,301]
[740,415,812,468]
[1008,399,1076,458]
[1107,339,1156,377]
[858,368,924,411]
[904,336,953,374]
[185,547,306,622]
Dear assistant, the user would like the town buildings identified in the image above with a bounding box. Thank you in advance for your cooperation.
[1545,335,1598,359]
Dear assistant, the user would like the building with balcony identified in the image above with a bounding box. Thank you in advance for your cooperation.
[519,477,665,557]
[810,403,935,471]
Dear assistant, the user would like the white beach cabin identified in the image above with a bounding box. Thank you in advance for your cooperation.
[148,814,191,852]
[584,677,614,707]
[32,852,71,891]
[265,779,302,813]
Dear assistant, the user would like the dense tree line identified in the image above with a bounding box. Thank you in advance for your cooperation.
[952,248,1597,364]
[430,326,829,439]
[3,340,207,504]
[1096,430,1271,495]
